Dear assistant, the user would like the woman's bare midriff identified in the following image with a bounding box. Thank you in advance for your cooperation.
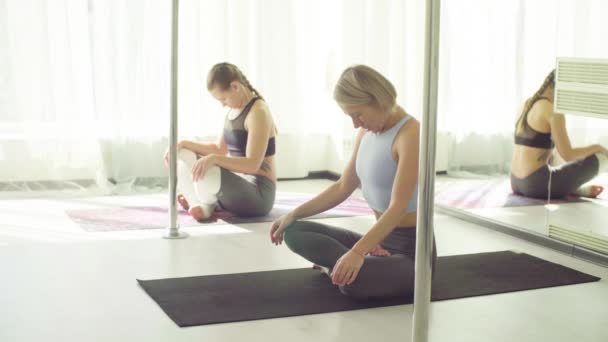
[511,145,552,178]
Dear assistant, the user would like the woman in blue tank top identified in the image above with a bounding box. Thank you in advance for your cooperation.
[270,65,436,299]
[511,69,608,199]
[163,63,278,221]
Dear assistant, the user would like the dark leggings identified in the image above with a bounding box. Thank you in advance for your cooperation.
[511,154,600,199]
[216,168,276,217]
[283,220,437,299]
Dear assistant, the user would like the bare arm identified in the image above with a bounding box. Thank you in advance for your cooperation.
[270,129,366,245]
[211,104,273,174]
[351,120,419,255]
[291,129,366,219]
[550,113,604,162]
[181,133,228,156]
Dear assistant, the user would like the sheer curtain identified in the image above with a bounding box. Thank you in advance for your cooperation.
[440,0,608,174]
[0,0,425,194]
[0,1,106,192]
[0,0,171,194]
[179,0,426,175]
[6,0,605,194]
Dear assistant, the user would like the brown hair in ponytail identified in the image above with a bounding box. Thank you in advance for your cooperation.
[516,69,555,133]
[206,62,263,100]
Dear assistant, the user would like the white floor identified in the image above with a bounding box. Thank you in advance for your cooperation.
[1,180,607,342]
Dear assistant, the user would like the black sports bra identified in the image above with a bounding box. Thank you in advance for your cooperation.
[514,97,554,149]
[223,97,276,157]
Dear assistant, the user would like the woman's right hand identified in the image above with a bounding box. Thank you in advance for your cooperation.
[270,212,296,245]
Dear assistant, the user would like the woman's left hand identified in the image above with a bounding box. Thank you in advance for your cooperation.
[331,250,365,286]
[192,155,215,182]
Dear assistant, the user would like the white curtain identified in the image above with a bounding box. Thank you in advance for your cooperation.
[4,0,606,194]
[0,1,104,191]
[0,0,172,193]
[440,0,608,174]
[0,0,425,194]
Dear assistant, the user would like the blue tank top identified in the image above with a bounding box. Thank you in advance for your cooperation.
[355,115,418,213]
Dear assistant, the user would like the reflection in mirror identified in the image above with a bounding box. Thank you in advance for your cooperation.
[434,58,608,264]
[432,2,579,243]
[435,65,556,239]
[435,53,608,266]
[546,58,608,258]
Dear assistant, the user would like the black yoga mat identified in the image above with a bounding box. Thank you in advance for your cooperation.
[138,251,600,327]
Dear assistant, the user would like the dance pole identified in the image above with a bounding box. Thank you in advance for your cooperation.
[412,0,440,340]
[164,0,188,239]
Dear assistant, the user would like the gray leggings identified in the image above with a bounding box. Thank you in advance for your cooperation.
[283,220,437,299]
[217,168,276,217]
[511,154,601,199]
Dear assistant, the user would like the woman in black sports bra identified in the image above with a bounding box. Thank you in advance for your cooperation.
[163,63,278,221]
[511,69,608,199]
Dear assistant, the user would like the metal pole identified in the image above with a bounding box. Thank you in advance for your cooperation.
[164,0,187,239]
[412,0,440,341]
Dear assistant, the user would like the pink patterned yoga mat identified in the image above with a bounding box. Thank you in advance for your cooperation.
[434,178,587,209]
[65,193,373,232]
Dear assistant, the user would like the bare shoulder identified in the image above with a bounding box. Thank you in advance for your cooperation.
[250,98,271,117]
[244,99,273,129]
[391,116,419,159]
[397,116,420,140]
[531,99,554,118]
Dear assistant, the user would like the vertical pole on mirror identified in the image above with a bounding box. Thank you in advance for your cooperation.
[412,0,440,341]
[164,0,188,239]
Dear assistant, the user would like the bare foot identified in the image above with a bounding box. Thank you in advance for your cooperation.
[575,185,604,198]
[588,185,604,198]
[177,194,189,211]
[188,206,208,222]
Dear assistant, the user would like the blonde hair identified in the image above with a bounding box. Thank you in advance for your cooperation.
[333,65,397,112]
[516,69,555,133]
[207,62,263,99]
